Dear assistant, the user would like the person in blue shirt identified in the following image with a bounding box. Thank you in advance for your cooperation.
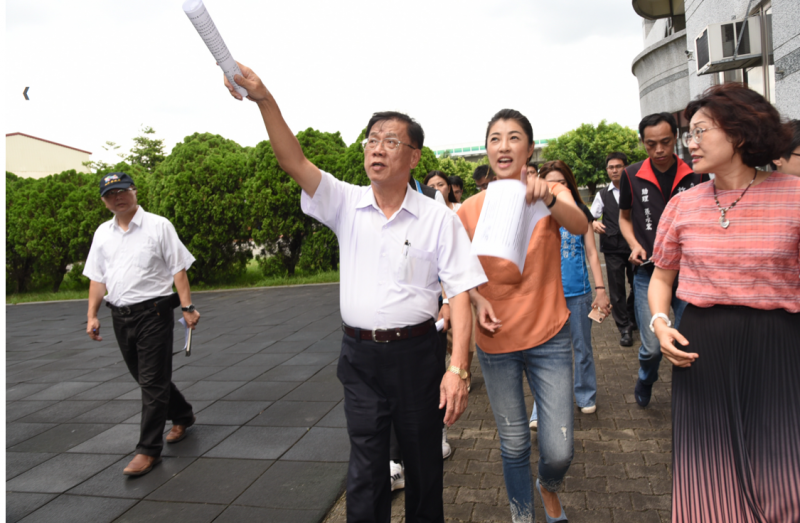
[530,160,612,427]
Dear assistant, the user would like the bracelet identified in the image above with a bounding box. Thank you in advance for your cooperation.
[649,312,671,333]
[595,286,605,290]
[442,298,449,305]
[546,193,557,209]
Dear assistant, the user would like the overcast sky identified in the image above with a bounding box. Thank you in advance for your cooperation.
[6,0,647,166]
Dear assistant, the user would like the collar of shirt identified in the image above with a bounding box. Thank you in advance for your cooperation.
[355,184,420,221]
[111,205,145,232]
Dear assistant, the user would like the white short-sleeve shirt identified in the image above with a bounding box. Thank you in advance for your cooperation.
[83,206,195,306]
[590,184,620,219]
[302,171,488,330]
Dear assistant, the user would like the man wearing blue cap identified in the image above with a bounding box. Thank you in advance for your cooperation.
[83,172,201,476]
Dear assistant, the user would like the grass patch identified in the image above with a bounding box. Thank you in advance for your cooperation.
[6,262,339,305]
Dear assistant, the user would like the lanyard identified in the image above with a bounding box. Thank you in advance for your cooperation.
[414,179,424,194]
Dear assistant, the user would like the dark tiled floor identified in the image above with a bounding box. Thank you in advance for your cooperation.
[6,284,347,522]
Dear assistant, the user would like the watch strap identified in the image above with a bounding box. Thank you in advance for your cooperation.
[649,312,671,332]
[446,365,468,379]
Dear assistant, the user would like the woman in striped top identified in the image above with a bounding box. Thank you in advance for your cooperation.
[649,83,800,523]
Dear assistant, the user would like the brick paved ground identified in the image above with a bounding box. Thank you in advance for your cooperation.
[325,256,674,523]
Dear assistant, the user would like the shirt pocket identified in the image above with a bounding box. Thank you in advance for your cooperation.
[396,246,436,289]
[133,242,160,270]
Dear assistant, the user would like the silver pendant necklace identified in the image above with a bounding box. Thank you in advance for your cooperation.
[712,170,757,229]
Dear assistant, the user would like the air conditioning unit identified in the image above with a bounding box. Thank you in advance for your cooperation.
[694,16,762,76]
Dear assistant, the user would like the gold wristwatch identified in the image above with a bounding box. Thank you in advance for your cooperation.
[447,365,468,379]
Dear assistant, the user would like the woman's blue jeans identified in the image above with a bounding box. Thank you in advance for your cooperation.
[531,292,598,423]
[476,322,574,523]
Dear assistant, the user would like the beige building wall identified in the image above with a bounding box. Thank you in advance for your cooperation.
[6,133,92,179]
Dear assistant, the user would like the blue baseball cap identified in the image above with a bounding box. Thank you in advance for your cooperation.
[99,172,134,196]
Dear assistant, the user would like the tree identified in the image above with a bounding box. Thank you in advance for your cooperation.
[246,128,346,276]
[542,120,647,196]
[82,141,126,173]
[6,172,37,293]
[148,133,252,283]
[438,157,480,199]
[128,126,166,173]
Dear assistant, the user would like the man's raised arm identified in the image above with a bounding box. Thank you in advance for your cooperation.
[224,62,322,197]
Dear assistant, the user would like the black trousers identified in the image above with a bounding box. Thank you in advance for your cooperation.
[111,306,193,457]
[338,328,445,523]
[604,252,635,334]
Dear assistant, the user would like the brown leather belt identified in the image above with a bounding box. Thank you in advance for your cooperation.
[342,319,435,344]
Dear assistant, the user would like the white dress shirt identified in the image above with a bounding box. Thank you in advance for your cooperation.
[83,207,195,307]
[590,184,620,219]
[302,171,488,330]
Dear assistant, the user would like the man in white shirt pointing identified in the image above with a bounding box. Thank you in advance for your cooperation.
[84,173,200,477]
[225,64,487,523]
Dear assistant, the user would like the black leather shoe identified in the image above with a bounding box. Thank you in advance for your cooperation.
[634,379,652,407]
[620,331,633,347]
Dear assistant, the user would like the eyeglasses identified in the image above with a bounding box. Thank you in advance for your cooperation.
[681,127,719,147]
[361,137,417,152]
[104,187,136,197]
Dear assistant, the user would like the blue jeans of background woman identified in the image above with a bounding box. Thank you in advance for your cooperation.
[530,292,597,423]
[476,322,574,523]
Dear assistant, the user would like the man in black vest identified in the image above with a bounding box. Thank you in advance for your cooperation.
[619,113,705,408]
[590,152,635,347]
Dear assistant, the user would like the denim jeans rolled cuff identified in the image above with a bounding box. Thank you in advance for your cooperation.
[476,322,574,518]
[633,269,688,385]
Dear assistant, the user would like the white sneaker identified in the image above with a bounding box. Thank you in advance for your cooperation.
[529,419,538,431]
[581,405,597,414]
[390,460,405,491]
[442,426,452,459]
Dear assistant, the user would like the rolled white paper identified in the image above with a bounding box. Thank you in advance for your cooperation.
[183,0,249,98]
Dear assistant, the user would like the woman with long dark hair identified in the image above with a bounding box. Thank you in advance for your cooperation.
[649,83,800,522]
[457,109,588,523]
[425,170,460,211]
[528,160,611,427]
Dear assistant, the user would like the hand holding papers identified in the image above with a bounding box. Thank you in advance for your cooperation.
[470,179,551,274]
[183,0,248,99]
[178,318,193,357]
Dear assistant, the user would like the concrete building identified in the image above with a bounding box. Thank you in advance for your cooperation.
[631,0,799,158]
[6,133,92,179]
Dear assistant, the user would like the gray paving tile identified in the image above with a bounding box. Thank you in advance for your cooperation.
[317,401,347,428]
[282,380,344,402]
[9,423,114,453]
[181,381,246,401]
[5,492,58,523]
[204,365,271,382]
[67,424,142,454]
[171,365,227,382]
[113,500,225,523]
[304,339,342,353]
[26,369,96,384]
[71,400,141,424]
[234,460,347,509]
[234,352,295,368]
[186,352,253,367]
[70,366,131,382]
[204,426,306,460]
[220,339,277,353]
[308,364,339,383]
[222,381,301,401]
[147,457,272,504]
[160,424,239,458]
[25,382,100,401]
[17,494,136,523]
[18,400,107,424]
[256,341,314,354]
[6,383,52,401]
[70,381,138,401]
[281,427,350,462]
[193,401,272,425]
[6,452,58,480]
[6,423,58,448]
[214,505,324,523]
[5,401,58,422]
[6,453,122,493]
[247,401,336,427]
[257,364,326,382]
[69,455,196,499]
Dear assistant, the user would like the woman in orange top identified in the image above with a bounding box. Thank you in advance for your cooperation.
[458,109,588,523]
